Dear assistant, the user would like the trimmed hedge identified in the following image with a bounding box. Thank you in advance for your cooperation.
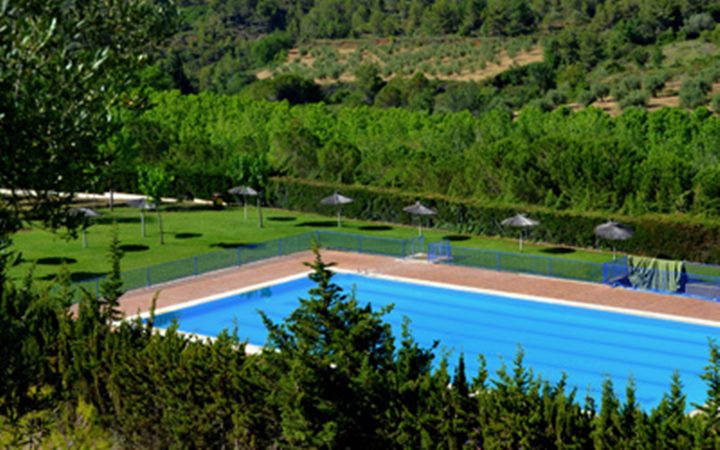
[111,170,232,201]
[267,177,720,263]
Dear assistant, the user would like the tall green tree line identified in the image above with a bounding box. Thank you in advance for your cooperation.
[115,92,720,216]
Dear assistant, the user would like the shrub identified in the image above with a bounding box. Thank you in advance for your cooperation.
[683,13,716,39]
[578,90,596,106]
[630,47,649,68]
[250,32,294,67]
[643,73,669,96]
[679,78,711,109]
[650,46,665,68]
[544,89,567,107]
[711,93,720,112]
[620,75,642,92]
[619,90,649,109]
[591,82,610,101]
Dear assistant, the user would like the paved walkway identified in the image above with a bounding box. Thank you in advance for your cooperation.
[117,250,720,323]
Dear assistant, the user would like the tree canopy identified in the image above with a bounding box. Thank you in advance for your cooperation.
[0,0,177,237]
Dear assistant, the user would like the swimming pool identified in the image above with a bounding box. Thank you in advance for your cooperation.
[150,271,720,410]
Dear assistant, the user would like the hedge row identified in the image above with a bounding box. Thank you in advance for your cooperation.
[266,177,720,264]
[109,170,232,201]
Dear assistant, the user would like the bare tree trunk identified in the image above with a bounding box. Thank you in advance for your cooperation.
[157,209,164,244]
[257,195,263,229]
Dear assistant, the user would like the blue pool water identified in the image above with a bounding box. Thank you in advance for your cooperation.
[153,273,720,410]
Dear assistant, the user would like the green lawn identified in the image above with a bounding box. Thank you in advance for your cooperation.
[8,203,614,283]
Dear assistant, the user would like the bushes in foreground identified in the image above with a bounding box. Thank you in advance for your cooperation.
[3,241,720,448]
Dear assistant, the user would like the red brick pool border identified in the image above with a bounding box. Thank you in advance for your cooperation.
[118,250,720,323]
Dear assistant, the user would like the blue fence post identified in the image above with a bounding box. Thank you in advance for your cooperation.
[278,239,283,256]
[402,240,407,257]
[548,257,552,276]
[146,267,151,287]
[358,235,363,253]
[193,256,198,276]
[236,247,242,266]
[496,252,501,271]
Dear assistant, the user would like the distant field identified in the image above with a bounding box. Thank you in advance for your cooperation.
[9,202,613,284]
[257,36,542,83]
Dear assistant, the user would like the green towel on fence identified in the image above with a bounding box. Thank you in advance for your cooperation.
[628,256,686,293]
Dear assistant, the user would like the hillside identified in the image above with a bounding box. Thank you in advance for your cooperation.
[256,37,543,84]
[155,1,720,115]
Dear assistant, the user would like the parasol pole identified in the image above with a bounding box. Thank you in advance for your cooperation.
[519,230,523,252]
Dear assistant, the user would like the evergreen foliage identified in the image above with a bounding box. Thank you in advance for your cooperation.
[4,242,720,446]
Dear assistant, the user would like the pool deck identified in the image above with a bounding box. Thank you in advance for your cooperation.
[118,250,720,323]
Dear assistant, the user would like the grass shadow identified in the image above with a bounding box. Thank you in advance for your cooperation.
[165,203,213,212]
[211,242,265,250]
[119,244,150,253]
[268,216,296,222]
[36,256,77,265]
[540,247,576,255]
[175,232,203,239]
[296,220,337,228]
[359,225,393,231]
[96,216,140,225]
[442,235,471,242]
[71,271,106,282]
[38,271,105,282]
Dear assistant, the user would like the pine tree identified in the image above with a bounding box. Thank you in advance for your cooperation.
[260,246,395,448]
[652,371,694,448]
[593,378,623,449]
[697,340,720,448]
[619,376,650,447]
[99,223,124,323]
[385,319,437,447]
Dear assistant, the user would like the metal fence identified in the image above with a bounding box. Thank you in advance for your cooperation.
[74,231,424,298]
[428,241,720,302]
[315,231,424,258]
[429,241,606,284]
